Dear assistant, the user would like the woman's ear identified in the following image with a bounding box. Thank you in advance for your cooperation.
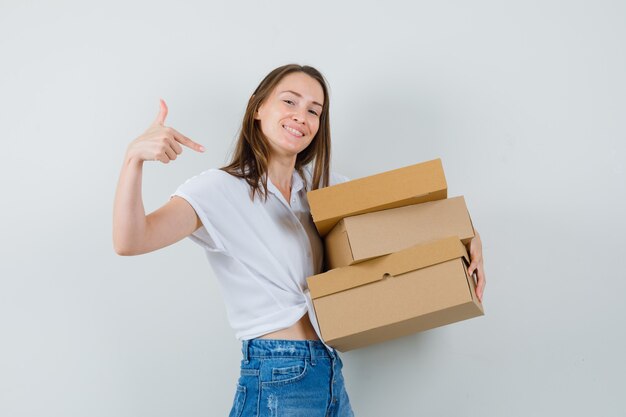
[254,99,263,121]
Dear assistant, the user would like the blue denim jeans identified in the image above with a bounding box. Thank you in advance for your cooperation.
[228,338,355,417]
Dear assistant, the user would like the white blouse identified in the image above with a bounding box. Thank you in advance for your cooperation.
[170,166,349,352]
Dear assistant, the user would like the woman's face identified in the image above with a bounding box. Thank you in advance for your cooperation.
[254,71,324,159]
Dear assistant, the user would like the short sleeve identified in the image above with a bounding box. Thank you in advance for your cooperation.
[170,169,227,253]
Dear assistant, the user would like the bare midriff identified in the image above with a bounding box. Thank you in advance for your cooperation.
[256,312,320,341]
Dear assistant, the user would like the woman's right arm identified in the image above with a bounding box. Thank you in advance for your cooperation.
[113,99,205,256]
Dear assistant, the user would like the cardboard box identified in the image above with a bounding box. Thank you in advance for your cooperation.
[308,159,447,236]
[325,196,476,270]
[306,237,484,352]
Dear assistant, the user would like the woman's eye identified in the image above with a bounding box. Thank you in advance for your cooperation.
[283,99,318,116]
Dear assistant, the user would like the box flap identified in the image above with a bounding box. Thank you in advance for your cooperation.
[307,236,469,299]
[324,219,356,270]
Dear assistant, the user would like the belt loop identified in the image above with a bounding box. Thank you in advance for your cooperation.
[325,343,336,360]
[308,340,316,366]
[242,339,249,364]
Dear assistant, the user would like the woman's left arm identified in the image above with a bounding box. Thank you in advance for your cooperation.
[466,230,486,303]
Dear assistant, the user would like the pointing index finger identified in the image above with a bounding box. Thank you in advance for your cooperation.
[171,127,205,152]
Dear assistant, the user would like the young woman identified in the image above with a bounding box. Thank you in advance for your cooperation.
[112,63,486,417]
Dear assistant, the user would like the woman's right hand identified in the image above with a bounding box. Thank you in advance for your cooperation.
[126,98,205,164]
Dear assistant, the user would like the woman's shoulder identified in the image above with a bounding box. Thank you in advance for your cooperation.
[175,167,246,195]
[188,167,244,182]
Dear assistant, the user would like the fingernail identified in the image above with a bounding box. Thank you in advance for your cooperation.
[199,146,205,152]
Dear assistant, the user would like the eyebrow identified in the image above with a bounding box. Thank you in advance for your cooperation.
[280,90,323,108]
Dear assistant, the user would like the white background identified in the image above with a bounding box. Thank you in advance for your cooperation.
[1,1,625,416]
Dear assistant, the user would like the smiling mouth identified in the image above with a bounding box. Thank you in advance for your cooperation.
[283,125,304,137]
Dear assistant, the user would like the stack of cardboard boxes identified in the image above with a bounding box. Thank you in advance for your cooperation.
[306,159,484,352]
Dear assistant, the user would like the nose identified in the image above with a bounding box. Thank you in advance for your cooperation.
[292,108,306,124]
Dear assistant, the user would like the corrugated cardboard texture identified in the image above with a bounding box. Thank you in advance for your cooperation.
[307,237,484,352]
[307,159,448,236]
[325,196,476,269]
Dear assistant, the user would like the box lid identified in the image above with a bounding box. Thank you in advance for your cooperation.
[307,236,469,299]
[307,159,448,236]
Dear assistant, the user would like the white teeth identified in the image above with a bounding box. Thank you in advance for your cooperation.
[283,125,303,137]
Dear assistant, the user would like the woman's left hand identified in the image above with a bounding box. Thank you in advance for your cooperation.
[466,230,486,303]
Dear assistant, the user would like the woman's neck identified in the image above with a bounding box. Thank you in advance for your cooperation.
[267,156,296,191]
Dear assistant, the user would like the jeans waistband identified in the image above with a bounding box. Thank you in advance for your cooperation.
[241,338,336,363]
